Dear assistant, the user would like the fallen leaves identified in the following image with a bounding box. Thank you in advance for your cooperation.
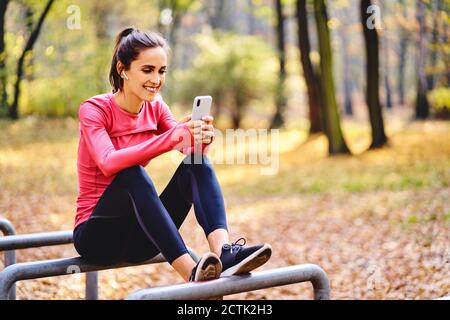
[0,118,449,299]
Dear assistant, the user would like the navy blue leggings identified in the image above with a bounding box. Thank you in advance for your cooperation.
[73,155,228,265]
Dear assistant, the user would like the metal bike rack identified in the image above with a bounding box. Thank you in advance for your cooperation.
[0,254,155,300]
[0,218,16,300]
[0,220,99,300]
[0,218,200,300]
[127,264,331,300]
[0,247,199,300]
[2,218,332,300]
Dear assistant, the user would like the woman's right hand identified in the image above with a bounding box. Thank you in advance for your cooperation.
[179,115,203,144]
[187,119,204,144]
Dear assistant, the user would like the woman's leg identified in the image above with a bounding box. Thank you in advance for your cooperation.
[74,165,198,280]
[159,154,230,257]
[158,154,272,277]
[207,229,230,257]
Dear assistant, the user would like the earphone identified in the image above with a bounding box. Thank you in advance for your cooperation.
[122,71,129,80]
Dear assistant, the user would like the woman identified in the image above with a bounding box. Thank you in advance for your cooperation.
[74,27,272,283]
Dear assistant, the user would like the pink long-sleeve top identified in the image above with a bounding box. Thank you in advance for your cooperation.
[75,92,204,228]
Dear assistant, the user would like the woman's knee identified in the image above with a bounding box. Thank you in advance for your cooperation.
[181,154,213,170]
[117,165,145,176]
[116,166,155,189]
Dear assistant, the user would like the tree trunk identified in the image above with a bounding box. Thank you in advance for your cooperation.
[0,0,9,117]
[9,0,54,119]
[313,0,350,155]
[360,0,388,148]
[444,18,450,85]
[24,5,34,81]
[340,23,353,116]
[397,35,408,105]
[397,0,408,106]
[269,0,287,129]
[232,90,244,129]
[382,34,393,109]
[427,0,441,91]
[379,1,392,110]
[415,0,429,119]
[208,0,226,30]
[296,0,322,133]
[246,0,256,35]
[92,2,110,94]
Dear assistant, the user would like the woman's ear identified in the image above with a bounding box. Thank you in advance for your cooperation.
[116,61,126,79]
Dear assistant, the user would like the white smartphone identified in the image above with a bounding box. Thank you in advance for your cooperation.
[191,96,212,121]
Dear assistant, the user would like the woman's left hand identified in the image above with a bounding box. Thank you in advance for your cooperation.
[200,116,215,145]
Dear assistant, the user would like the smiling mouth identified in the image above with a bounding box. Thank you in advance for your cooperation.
[144,86,159,94]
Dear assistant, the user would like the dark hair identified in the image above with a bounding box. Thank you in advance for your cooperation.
[109,27,170,93]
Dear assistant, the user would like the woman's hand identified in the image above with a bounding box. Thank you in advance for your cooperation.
[180,115,214,145]
[200,116,215,145]
[178,115,191,123]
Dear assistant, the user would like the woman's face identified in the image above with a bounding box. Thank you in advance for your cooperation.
[123,46,167,101]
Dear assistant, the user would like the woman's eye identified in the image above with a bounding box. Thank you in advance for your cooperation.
[142,69,165,74]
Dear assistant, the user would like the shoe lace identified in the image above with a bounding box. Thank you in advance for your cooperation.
[223,237,246,254]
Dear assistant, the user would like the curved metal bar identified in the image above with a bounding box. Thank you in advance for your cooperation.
[127,264,331,300]
[0,218,16,300]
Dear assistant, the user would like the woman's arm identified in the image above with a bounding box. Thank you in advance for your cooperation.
[79,103,192,177]
[157,101,214,155]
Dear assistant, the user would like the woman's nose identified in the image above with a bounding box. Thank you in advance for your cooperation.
[149,73,160,84]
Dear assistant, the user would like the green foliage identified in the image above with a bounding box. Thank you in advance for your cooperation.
[428,87,450,113]
[21,75,102,117]
[172,32,277,122]
[3,0,160,117]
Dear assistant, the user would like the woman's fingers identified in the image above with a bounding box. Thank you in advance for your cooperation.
[188,120,203,129]
[187,119,215,144]
[178,115,191,123]
[194,133,203,144]
[201,129,214,139]
[201,124,214,132]
[201,129,214,144]
[201,116,214,124]
[193,130,214,144]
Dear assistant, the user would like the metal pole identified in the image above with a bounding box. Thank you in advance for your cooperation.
[0,230,73,251]
[0,229,99,300]
[127,264,331,300]
[0,226,201,300]
[85,272,98,300]
[0,249,207,299]
[0,256,159,299]
[0,218,16,300]
[187,247,200,263]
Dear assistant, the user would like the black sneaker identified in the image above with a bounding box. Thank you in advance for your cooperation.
[189,252,222,282]
[220,238,272,277]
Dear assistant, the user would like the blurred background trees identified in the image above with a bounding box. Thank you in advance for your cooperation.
[0,0,448,154]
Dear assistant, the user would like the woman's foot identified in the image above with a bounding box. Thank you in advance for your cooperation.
[189,252,223,282]
[219,238,272,277]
